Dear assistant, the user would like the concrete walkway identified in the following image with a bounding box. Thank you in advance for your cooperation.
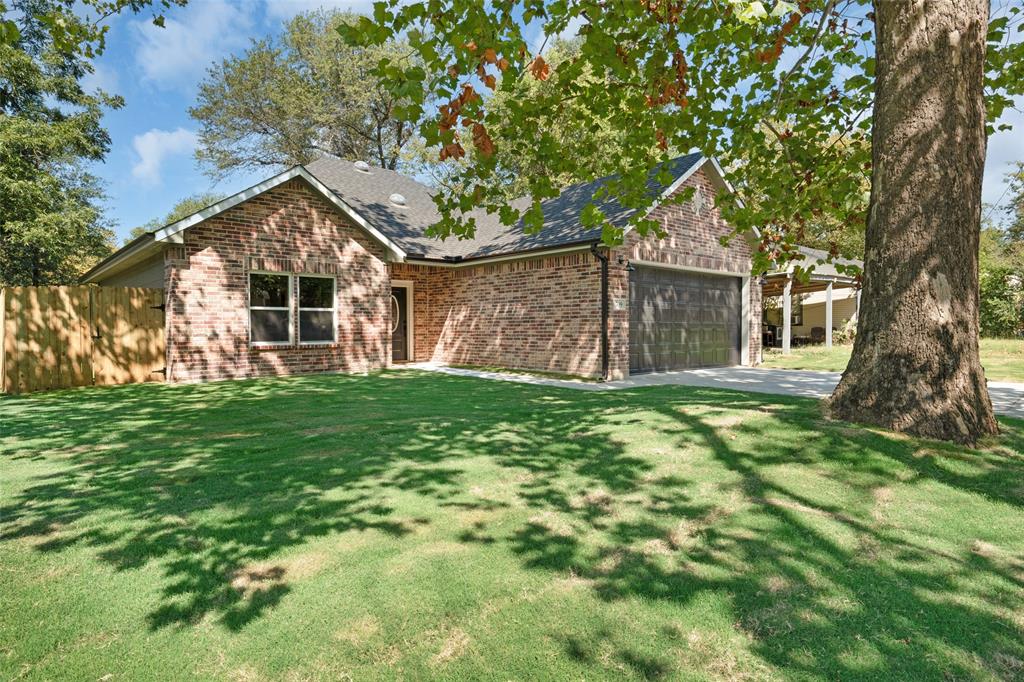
[405,362,1024,419]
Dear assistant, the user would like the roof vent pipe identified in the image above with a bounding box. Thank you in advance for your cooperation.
[389,193,406,207]
[354,160,371,173]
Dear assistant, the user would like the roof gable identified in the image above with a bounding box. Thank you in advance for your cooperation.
[306,153,709,261]
[153,166,406,261]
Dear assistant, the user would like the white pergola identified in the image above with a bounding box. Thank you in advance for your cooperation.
[760,247,862,354]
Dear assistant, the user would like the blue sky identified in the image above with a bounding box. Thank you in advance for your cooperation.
[88,0,1024,243]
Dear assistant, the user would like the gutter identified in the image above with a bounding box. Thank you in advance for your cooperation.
[403,240,596,268]
[589,242,610,382]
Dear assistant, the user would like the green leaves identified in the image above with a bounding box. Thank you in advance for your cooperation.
[0,18,20,45]
[337,0,1020,273]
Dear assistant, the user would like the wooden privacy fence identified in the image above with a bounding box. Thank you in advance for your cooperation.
[1,286,165,394]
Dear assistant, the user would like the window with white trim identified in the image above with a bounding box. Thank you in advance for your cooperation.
[298,275,336,344]
[249,273,291,344]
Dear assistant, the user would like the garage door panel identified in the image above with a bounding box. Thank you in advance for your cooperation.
[629,266,741,374]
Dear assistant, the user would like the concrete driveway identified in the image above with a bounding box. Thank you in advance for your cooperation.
[409,363,1024,419]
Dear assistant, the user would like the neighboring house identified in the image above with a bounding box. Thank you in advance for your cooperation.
[760,245,862,350]
[764,288,858,338]
[82,154,762,383]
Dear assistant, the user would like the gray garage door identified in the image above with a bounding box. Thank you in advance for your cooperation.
[629,266,741,373]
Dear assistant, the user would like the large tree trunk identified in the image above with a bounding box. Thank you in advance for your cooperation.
[826,0,998,444]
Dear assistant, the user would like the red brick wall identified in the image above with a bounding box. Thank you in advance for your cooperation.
[165,178,390,383]
[390,251,605,378]
[388,166,760,380]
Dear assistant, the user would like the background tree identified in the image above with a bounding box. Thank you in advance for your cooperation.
[1004,161,1024,244]
[125,192,224,243]
[191,10,424,179]
[977,165,1024,338]
[0,0,182,286]
[344,0,1024,442]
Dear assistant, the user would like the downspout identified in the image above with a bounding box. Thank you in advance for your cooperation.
[590,242,610,381]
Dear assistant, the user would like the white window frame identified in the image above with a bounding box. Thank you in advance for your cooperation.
[249,271,293,347]
[297,274,337,346]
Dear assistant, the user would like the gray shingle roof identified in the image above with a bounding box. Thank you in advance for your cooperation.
[305,153,704,261]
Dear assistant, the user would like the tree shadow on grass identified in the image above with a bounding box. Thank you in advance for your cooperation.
[2,373,1023,679]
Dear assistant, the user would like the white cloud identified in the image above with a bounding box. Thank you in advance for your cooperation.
[81,61,120,94]
[131,128,198,185]
[263,0,374,20]
[132,0,254,92]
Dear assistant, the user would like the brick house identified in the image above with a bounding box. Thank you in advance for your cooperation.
[83,154,762,383]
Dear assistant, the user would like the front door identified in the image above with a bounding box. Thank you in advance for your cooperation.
[391,286,409,362]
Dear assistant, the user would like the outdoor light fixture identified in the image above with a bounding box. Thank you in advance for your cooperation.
[758,274,769,286]
[617,255,636,272]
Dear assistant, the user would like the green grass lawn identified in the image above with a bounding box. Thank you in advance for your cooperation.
[762,338,1024,383]
[2,372,1023,681]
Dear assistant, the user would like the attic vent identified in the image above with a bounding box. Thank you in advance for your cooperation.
[354,160,371,173]
[389,193,407,207]
[691,186,706,215]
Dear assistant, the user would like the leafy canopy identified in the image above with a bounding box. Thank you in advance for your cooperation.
[0,0,184,285]
[0,0,183,57]
[191,10,424,178]
[343,0,1024,274]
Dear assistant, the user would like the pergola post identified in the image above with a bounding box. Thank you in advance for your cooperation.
[825,281,833,348]
[782,276,792,355]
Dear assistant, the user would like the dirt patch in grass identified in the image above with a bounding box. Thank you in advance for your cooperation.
[430,627,471,666]
[528,511,577,538]
[230,551,328,597]
[228,664,266,682]
[334,615,380,647]
[570,488,615,512]
[673,628,776,682]
[668,493,745,551]
[871,486,895,523]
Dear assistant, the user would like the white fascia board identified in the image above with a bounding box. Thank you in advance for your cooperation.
[81,235,162,283]
[631,155,707,224]
[154,166,407,262]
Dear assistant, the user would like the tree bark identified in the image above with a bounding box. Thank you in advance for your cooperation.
[826,0,998,443]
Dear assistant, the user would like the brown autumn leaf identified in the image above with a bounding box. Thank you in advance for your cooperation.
[528,55,550,81]
[496,57,509,72]
[483,74,497,90]
[459,83,480,104]
[463,40,477,52]
[483,47,498,64]
[656,129,668,151]
[472,122,495,157]
[439,141,465,161]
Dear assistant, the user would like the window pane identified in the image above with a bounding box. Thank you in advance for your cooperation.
[300,310,334,342]
[299,277,333,309]
[251,309,289,343]
[250,273,289,307]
